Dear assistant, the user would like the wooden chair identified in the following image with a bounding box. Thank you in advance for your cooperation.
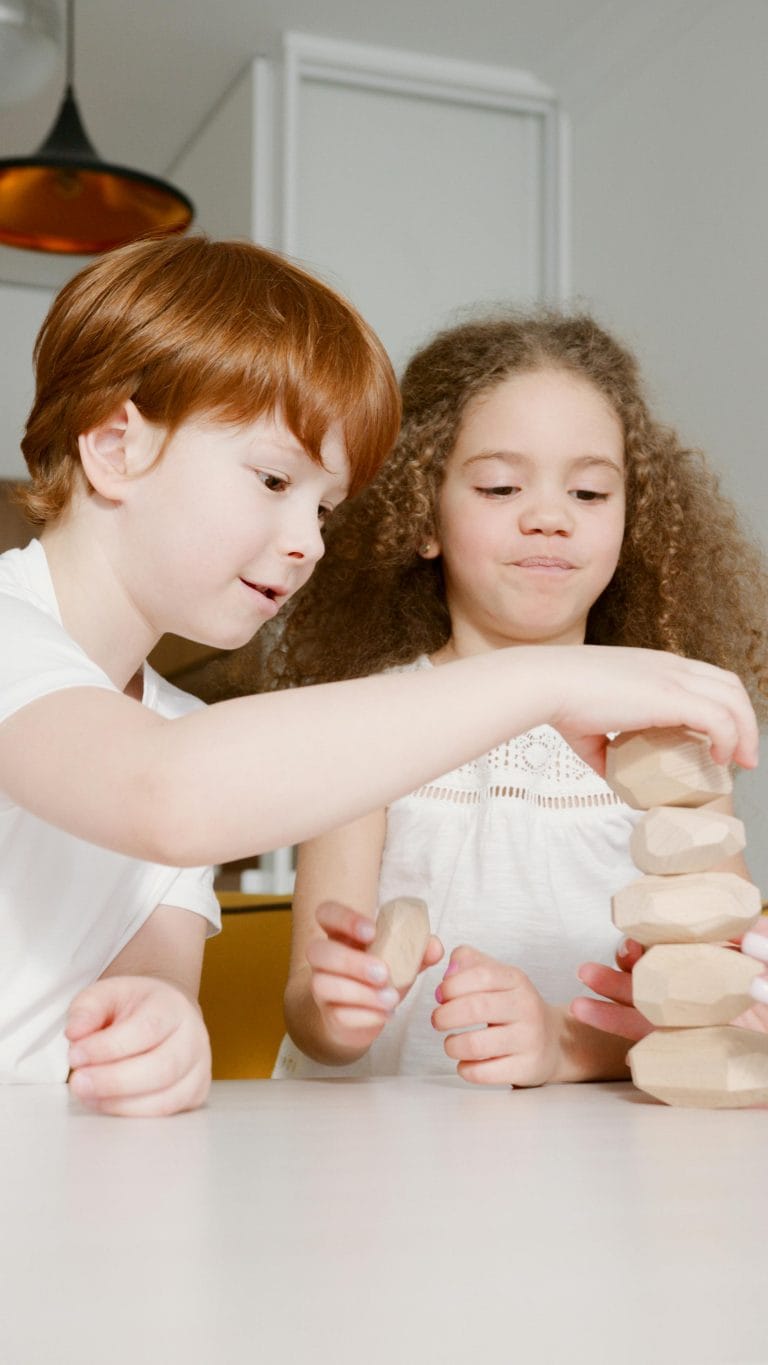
[200,894,293,1078]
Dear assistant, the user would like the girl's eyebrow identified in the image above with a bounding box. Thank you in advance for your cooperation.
[463,450,623,476]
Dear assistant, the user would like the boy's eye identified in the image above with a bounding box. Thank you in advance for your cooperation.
[257,471,289,493]
[572,489,609,502]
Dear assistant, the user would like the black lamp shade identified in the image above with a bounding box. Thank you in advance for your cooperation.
[0,86,193,254]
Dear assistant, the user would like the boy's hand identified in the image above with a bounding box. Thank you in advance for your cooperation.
[306,900,443,1048]
[66,976,211,1117]
[570,939,653,1042]
[431,946,564,1086]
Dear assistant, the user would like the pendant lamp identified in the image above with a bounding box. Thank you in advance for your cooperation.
[0,0,193,254]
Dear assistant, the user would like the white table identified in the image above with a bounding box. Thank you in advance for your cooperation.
[1,1077,766,1365]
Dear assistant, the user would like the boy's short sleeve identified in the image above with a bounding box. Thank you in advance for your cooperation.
[0,593,116,727]
[162,863,221,935]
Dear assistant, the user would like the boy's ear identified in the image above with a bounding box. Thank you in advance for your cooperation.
[77,400,159,501]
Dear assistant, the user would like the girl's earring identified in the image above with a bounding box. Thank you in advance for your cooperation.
[419,542,432,555]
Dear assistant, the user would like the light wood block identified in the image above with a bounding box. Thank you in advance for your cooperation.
[612,871,761,945]
[630,806,746,875]
[632,944,762,1026]
[629,1026,768,1107]
[605,728,732,810]
[370,897,431,991]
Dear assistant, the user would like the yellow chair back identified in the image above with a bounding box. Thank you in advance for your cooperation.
[200,895,292,1079]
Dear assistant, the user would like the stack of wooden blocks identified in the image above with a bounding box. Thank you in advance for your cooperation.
[606,728,768,1107]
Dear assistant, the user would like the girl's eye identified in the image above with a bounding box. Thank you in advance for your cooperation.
[257,471,289,493]
[476,485,519,498]
[318,505,332,526]
[572,490,609,502]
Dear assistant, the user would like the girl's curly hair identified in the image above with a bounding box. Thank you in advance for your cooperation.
[224,310,768,720]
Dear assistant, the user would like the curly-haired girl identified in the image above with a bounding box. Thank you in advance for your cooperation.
[257,310,768,1085]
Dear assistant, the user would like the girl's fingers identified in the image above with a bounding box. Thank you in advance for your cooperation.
[307,936,390,986]
[315,900,376,947]
[433,989,525,1031]
[419,936,444,971]
[569,995,651,1042]
[330,1006,390,1032]
[438,959,528,1004]
[443,1023,517,1063]
[312,971,398,1013]
[577,962,634,1006]
[616,938,644,970]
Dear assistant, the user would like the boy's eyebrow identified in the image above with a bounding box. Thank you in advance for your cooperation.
[463,450,623,476]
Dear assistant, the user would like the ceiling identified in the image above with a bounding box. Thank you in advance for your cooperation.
[0,0,619,177]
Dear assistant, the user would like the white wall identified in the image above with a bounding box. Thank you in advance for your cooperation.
[567,0,768,886]
[0,282,52,477]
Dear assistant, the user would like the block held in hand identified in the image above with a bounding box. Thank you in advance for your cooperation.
[370,897,431,991]
[605,728,732,810]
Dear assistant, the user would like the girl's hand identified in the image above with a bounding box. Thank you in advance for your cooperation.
[66,976,211,1117]
[306,900,443,1047]
[431,946,564,1086]
[570,939,653,1042]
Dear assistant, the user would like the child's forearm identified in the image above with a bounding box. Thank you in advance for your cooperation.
[1,644,756,867]
[283,967,378,1067]
[549,1006,632,1083]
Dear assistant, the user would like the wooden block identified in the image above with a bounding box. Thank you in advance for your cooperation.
[632,944,763,1026]
[370,897,431,991]
[605,728,732,810]
[629,1026,768,1107]
[630,806,746,875]
[612,872,761,945]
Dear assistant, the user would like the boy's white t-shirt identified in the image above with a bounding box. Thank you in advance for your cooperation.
[0,539,220,1083]
[274,656,642,1079]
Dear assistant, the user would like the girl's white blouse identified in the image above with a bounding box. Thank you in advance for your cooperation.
[273,657,641,1078]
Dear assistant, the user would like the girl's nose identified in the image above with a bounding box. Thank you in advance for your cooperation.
[518,494,573,536]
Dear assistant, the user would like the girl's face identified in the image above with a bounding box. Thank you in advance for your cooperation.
[430,367,625,656]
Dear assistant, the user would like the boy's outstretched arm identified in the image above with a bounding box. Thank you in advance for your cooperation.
[0,645,758,868]
[66,905,211,1117]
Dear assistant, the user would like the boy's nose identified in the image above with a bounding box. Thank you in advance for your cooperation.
[280,515,325,565]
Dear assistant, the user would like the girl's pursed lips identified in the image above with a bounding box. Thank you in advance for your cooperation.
[511,556,576,569]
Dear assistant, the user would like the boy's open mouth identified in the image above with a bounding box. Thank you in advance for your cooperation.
[240,579,286,602]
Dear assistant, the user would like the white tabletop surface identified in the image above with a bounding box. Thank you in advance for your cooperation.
[1,1076,766,1365]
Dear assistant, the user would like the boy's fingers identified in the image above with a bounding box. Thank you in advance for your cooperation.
[307,936,389,986]
[72,1061,211,1118]
[312,972,398,1012]
[67,1004,178,1067]
[69,1032,196,1102]
[315,901,375,946]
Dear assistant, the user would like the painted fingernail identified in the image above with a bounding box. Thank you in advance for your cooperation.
[444,962,459,978]
[357,921,375,943]
[366,961,388,984]
[742,931,768,965]
[68,1046,87,1067]
[434,985,443,1003]
[71,1070,93,1095]
[378,988,399,1009]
